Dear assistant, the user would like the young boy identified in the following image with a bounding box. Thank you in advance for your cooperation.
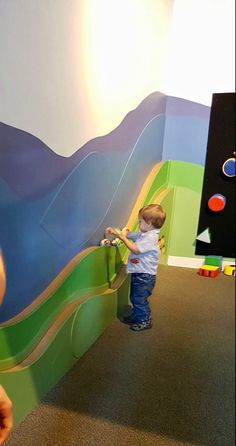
[106,204,166,332]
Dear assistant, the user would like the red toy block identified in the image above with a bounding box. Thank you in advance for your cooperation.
[198,265,220,278]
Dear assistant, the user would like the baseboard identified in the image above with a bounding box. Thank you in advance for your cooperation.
[167,256,235,269]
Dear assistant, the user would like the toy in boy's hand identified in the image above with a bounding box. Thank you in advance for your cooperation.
[99,227,119,247]
[99,226,129,247]
[100,238,111,246]
[111,238,123,247]
[99,237,123,247]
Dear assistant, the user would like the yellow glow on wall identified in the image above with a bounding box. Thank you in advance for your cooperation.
[0,0,173,155]
[80,0,173,136]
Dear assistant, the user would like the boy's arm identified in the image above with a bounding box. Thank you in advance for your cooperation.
[105,227,139,253]
[118,234,140,254]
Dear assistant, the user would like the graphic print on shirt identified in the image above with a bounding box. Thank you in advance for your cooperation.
[130,258,140,264]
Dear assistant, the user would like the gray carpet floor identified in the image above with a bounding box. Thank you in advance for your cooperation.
[5,265,235,446]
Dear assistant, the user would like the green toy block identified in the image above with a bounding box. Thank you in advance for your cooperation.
[204,255,223,269]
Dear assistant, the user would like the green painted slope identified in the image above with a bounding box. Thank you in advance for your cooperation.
[0,160,204,370]
[123,160,204,262]
[168,187,202,257]
[0,246,123,369]
[0,159,204,428]
[0,286,123,426]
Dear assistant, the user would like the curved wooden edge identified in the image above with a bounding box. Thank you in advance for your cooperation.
[0,247,96,327]
[4,269,130,372]
[110,265,127,289]
[125,162,164,231]
[11,288,112,370]
[0,250,6,305]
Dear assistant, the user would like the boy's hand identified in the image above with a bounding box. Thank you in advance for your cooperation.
[105,227,114,235]
[106,227,139,254]
[105,227,122,237]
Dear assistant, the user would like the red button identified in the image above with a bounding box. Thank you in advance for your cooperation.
[208,194,226,212]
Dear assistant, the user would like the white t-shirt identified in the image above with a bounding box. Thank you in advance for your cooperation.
[126,229,160,275]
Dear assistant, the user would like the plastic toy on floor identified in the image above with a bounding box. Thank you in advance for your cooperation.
[198,264,220,278]
[223,264,235,276]
[198,255,223,278]
[205,255,223,270]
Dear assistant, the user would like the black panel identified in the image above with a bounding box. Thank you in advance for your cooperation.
[195,93,235,258]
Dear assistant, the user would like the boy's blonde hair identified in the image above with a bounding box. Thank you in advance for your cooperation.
[139,204,166,229]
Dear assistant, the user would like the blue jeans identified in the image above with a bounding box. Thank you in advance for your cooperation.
[129,273,156,323]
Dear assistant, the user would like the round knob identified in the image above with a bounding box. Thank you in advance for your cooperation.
[222,158,235,177]
[208,194,226,212]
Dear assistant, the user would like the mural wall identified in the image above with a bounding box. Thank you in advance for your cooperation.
[0,93,210,322]
[0,0,234,427]
[0,0,234,323]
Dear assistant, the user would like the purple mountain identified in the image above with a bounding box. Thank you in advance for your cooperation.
[0,92,166,198]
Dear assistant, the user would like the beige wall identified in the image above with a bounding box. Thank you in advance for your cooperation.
[0,0,174,156]
[0,0,234,157]
[165,0,235,105]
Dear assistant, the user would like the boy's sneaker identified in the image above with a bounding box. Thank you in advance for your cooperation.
[130,319,152,331]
